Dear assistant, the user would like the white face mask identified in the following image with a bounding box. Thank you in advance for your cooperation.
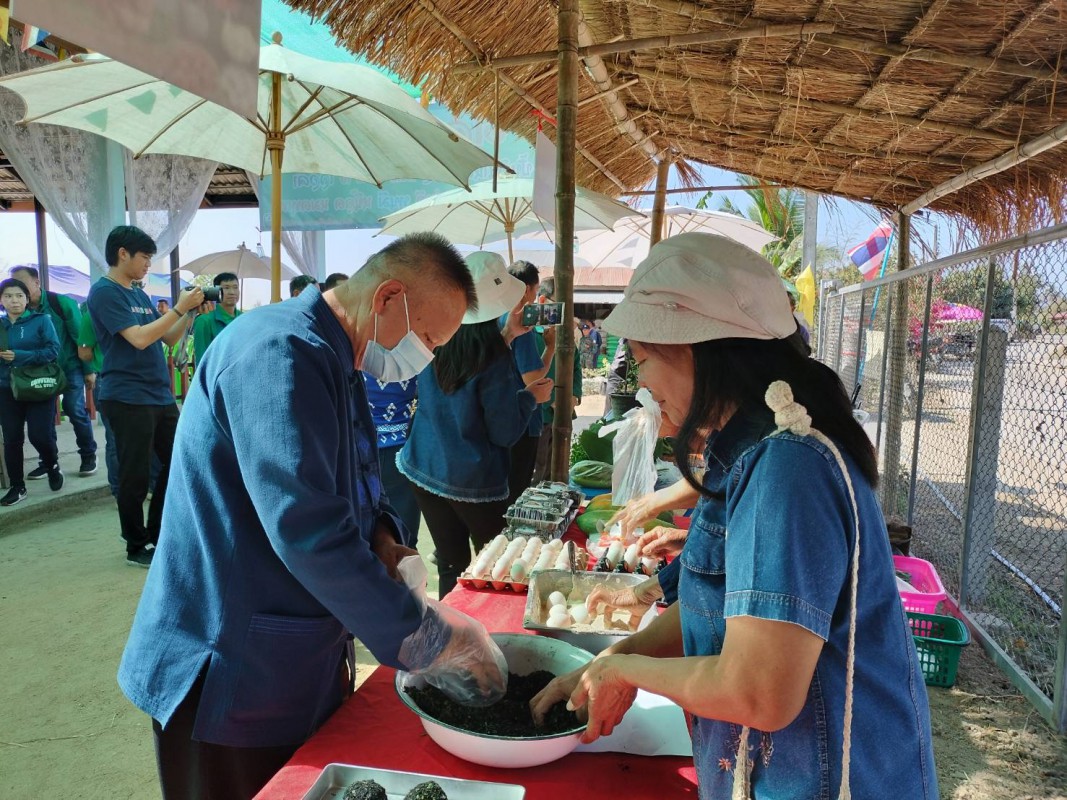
[361,293,434,383]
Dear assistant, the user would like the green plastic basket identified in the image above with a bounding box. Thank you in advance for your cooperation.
[906,611,970,688]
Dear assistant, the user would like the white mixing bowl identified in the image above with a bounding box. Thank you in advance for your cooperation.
[395,632,593,768]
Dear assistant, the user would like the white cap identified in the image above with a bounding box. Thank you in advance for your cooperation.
[462,251,526,325]
[603,233,796,344]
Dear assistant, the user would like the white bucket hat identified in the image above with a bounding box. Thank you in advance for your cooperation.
[602,232,797,344]
[462,251,526,325]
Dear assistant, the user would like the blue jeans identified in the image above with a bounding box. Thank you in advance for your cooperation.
[0,385,59,488]
[43,369,97,465]
[93,382,119,496]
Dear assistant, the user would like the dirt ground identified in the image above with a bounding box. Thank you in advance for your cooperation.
[1,496,1065,799]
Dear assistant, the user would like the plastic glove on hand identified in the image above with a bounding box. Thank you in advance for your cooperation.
[396,556,508,707]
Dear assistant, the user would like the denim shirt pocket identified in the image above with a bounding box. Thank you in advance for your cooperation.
[679,514,728,657]
[225,613,347,743]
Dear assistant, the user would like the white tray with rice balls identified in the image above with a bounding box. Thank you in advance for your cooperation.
[301,764,524,800]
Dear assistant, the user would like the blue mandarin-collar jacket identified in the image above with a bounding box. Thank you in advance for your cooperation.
[118,288,440,747]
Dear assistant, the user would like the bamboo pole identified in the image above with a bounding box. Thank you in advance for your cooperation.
[901,116,1067,215]
[623,182,782,196]
[649,159,671,246]
[550,0,579,483]
[452,22,834,72]
[268,58,284,304]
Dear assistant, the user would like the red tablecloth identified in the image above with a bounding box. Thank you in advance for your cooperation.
[255,585,698,799]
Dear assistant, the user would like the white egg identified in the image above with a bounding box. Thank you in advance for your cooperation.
[510,559,529,582]
[624,543,641,573]
[549,602,569,617]
[546,615,570,628]
[606,541,624,568]
[570,604,590,624]
[548,591,568,608]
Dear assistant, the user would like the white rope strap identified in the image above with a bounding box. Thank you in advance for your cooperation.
[740,380,861,800]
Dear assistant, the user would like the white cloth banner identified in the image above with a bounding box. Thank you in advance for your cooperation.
[532,129,557,227]
[14,0,261,117]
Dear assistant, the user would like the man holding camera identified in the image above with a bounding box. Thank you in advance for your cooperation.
[87,226,203,567]
[192,272,241,363]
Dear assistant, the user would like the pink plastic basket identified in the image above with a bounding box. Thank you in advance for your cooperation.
[893,555,947,614]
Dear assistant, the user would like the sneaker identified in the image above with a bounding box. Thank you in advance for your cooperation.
[1,486,27,506]
[27,465,48,481]
[126,548,154,568]
[47,466,64,492]
[79,455,98,476]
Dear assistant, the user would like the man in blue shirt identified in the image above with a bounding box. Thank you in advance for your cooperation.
[118,232,506,800]
[87,227,203,568]
[500,260,554,504]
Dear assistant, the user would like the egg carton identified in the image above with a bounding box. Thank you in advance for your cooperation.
[458,537,588,593]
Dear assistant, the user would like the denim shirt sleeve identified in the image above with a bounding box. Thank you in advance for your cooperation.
[478,357,537,448]
[722,436,852,640]
[214,334,429,666]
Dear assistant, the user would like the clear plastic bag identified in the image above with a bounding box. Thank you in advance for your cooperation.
[599,388,662,505]
[396,556,508,706]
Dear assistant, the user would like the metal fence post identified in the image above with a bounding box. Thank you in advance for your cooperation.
[854,291,868,396]
[834,294,847,375]
[907,274,935,526]
[882,213,911,513]
[959,260,1008,608]
[1055,552,1067,733]
[875,292,893,458]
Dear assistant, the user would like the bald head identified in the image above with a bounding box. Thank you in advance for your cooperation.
[359,232,478,312]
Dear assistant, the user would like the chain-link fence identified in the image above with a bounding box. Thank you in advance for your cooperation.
[819,222,1067,733]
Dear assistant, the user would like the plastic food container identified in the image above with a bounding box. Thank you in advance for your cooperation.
[893,555,947,614]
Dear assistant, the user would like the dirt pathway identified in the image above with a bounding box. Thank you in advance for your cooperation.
[1,497,1064,799]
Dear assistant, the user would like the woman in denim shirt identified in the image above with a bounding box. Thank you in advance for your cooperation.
[398,252,553,595]
[533,234,938,799]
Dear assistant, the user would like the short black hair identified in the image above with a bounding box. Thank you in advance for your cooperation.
[508,260,539,288]
[0,278,31,299]
[9,265,39,281]
[106,225,157,267]
[322,272,349,291]
[289,274,318,297]
[214,272,238,286]
[538,276,556,300]
[366,232,476,311]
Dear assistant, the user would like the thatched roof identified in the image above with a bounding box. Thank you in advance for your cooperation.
[287,0,1067,233]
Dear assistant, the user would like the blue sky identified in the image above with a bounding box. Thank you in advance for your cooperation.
[0,0,958,305]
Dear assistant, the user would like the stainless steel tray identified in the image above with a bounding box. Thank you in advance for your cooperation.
[301,763,525,800]
[523,569,649,654]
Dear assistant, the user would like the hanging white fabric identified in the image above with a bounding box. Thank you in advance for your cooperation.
[0,37,112,273]
[126,151,217,272]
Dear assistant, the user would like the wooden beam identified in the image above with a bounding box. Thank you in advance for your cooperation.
[576,78,640,108]
[636,0,1067,83]
[453,22,834,73]
[413,0,628,190]
[626,67,1020,144]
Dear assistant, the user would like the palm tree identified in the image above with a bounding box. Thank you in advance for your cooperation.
[698,175,806,279]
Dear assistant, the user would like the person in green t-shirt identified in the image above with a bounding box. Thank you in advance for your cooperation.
[77,304,117,495]
[193,272,241,364]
